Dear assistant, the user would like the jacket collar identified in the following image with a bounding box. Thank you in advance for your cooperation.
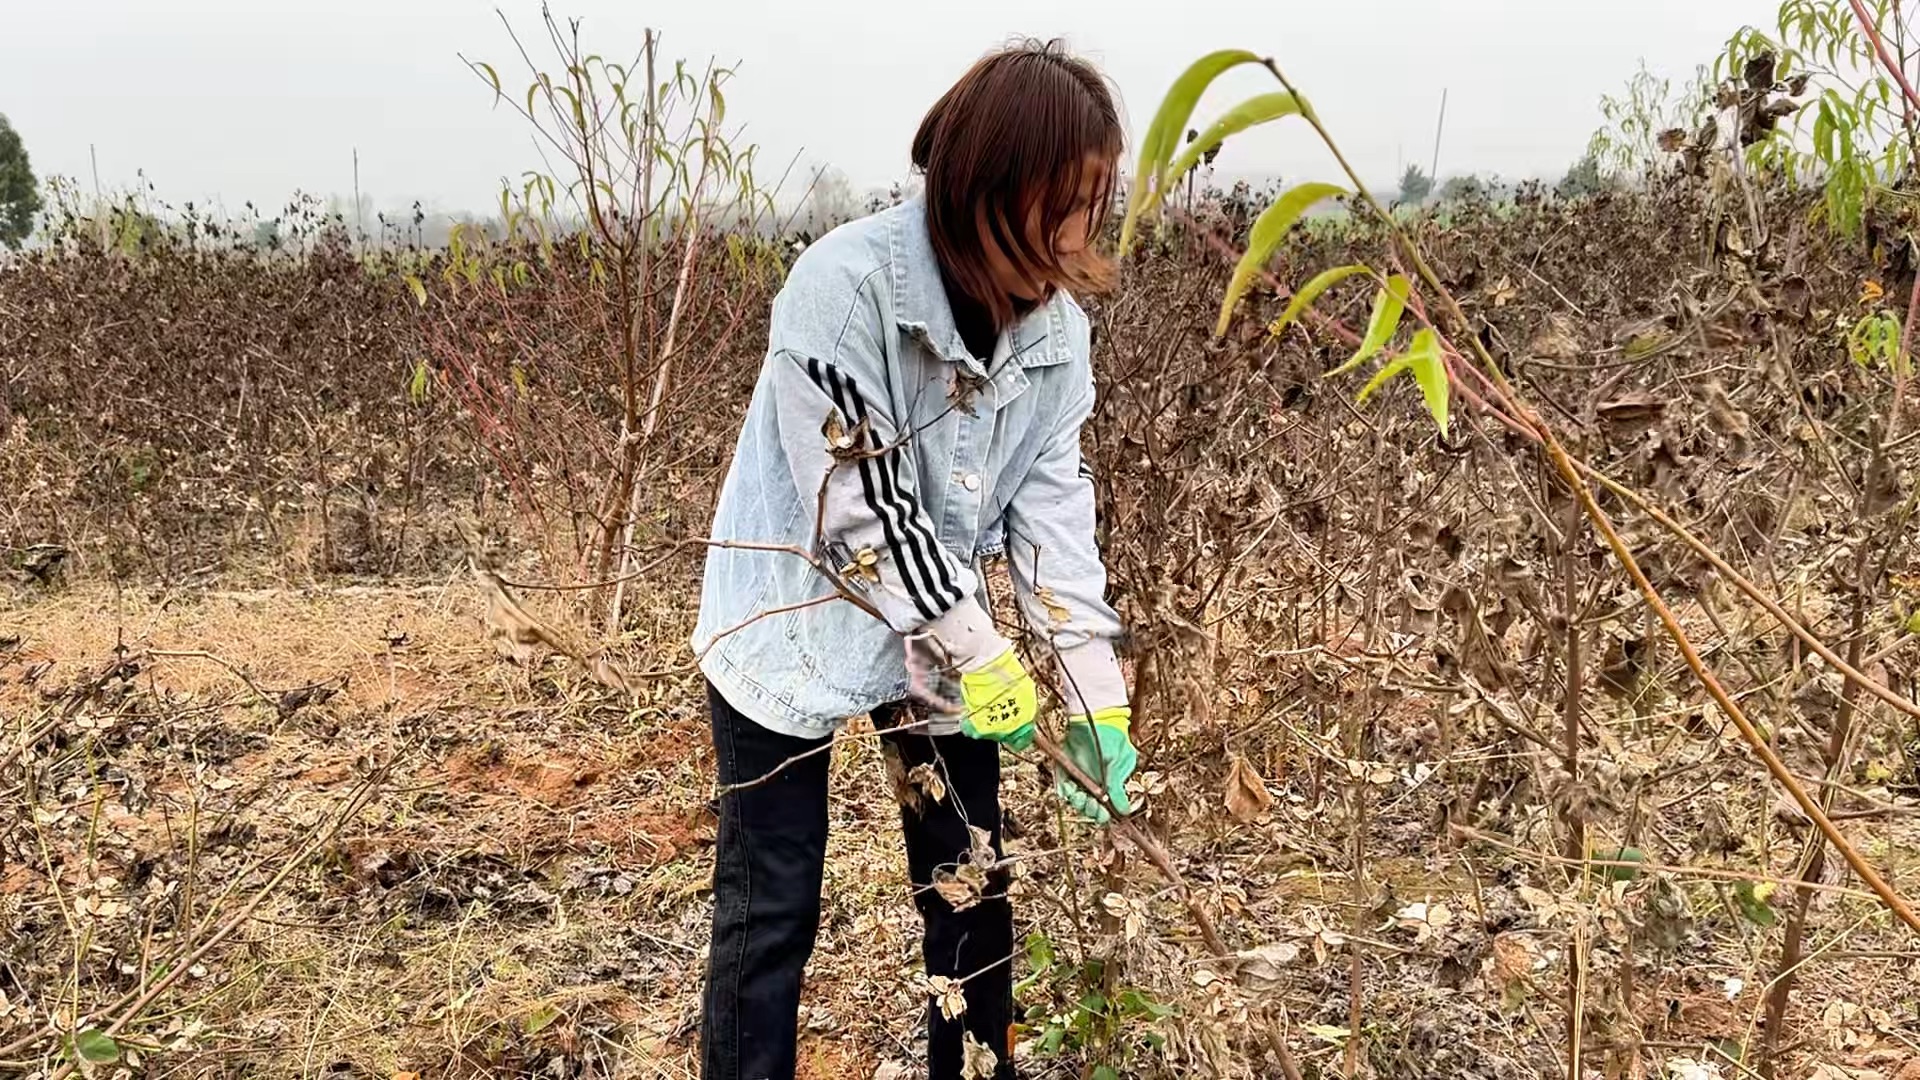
[887,197,1072,374]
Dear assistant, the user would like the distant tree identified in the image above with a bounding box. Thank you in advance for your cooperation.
[0,113,42,249]
[1556,152,1609,199]
[795,166,859,234]
[1438,173,1489,202]
[1397,164,1433,205]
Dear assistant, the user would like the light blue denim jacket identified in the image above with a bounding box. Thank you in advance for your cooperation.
[692,198,1128,738]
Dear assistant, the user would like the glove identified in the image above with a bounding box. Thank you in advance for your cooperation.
[957,647,1038,751]
[1056,707,1137,824]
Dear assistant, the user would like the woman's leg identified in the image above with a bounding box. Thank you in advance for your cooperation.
[881,709,1018,1080]
[702,683,833,1080]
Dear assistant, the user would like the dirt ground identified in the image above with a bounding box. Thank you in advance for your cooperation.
[3,579,1918,1079]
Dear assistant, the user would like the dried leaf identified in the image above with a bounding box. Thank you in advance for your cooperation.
[1099,891,1146,939]
[948,370,987,417]
[1393,899,1452,943]
[966,825,997,871]
[821,409,870,461]
[591,655,639,695]
[1224,755,1272,823]
[476,565,578,666]
[1485,932,1538,1001]
[1704,381,1750,438]
[884,741,922,814]
[961,1032,999,1079]
[840,547,882,586]
[926,974,968,1020]
[907,762,946,805]
[1529,313,1582,361]
[1596,392,1665,431]
[1234,942,1301,991]
[1035,586,1072,629]
[933,865,985,912]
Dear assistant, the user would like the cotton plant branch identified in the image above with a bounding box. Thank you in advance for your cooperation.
[711,712,940,798]
[1181,147,1920,736]
[1132,55,1920,934]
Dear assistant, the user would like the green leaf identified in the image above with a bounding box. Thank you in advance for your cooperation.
[560,86,586,132]
[1092,1067,1120,1080]
[1591,845,1646,882]
[1355,351,1415,404]
[1120,49,1265,254]
[1024,931,1055,972]
[408,358,430,403]
[73,1029,119,1065]
[1040,1024,1066,1054]
[1324,274,1411,375]
[524,1002,562,1036]
[1215,182,1347,337]
[403,274,427,308]
[1407,330,1450,435]
[1270,264,1369,337]
[476,60,502,103]
[1733,880,1778,927]
[1151,92,1304,213]
[1118,988,1177,1018]
[1905,610,1920,634]
[1305,1024,1351,1045]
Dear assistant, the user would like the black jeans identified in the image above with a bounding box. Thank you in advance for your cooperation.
[702,682,1016,1080]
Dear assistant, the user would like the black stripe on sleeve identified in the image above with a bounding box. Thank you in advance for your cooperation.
[832,369,964,607]
[806,358,943,622]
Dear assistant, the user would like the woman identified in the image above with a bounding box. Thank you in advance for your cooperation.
[691,39,1138,1080]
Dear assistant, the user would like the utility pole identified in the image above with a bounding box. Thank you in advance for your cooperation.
[90,144,107,247]
[1429,88,1449,184]
[352,147,364,254]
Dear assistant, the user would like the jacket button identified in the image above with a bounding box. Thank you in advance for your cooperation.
[963,473,981,492]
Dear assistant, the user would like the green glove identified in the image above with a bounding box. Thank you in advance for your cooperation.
[958,647,1037,751]
[1057,707,1137,824]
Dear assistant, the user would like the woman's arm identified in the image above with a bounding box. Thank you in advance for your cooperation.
[1003,369,1128,716]
[762,288,1005,663]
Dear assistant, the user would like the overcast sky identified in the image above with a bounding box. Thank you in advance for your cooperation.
[3,0,1774,216]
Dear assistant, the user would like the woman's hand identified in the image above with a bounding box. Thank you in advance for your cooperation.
[957,647,1038,750]
[1056,707,1137,824]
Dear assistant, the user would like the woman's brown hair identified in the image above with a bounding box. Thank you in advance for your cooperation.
[911,39,1123,328]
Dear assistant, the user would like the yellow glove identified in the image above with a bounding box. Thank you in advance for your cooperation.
[958,647,1037,750]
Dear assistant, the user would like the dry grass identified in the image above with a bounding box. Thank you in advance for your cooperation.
[3,578,1917,1079]
[0,581,972,1078]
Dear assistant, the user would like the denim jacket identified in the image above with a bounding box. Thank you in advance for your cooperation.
[692,198,1128,738]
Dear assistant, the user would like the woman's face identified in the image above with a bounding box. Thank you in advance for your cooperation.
[978,154,1112,302]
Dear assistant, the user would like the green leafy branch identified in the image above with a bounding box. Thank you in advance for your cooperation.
[1717,0,1911,237]
[1118,56,1449,435]
[1121,35,1920,957]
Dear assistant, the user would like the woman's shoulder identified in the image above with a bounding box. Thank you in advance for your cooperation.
[784,208,900,303]
[771,210,902,356]
[1050,288,1093,364]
